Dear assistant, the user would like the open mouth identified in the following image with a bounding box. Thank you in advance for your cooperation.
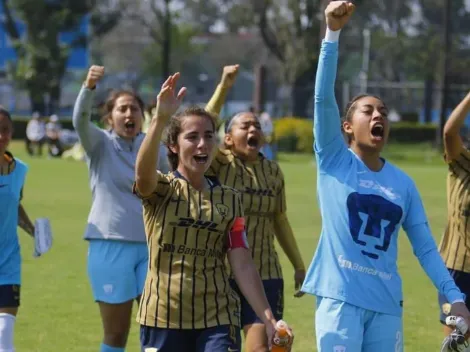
[193,154,208,164]
[247,136,259,148]
[124,120,136,132]
[371,123,384,140]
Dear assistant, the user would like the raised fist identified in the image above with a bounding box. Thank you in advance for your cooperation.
[220,65,240,89]
[85,65,105,89]
[325,1,355,31]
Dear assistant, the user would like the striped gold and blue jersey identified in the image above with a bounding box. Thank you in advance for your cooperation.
[134,171,242,329]
[207,149,288,280]
[439,148,470,272]
[205,85,305,280]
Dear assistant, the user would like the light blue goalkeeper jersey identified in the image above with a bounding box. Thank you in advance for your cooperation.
[301,38,463,317]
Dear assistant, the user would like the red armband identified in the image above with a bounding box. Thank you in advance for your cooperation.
[228,217,249,250]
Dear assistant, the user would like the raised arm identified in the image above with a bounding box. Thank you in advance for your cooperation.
[314,1,355,152]
[72,66,106,154]
[205,65,239,126]
[443,91,470,162]
[135,73,186,197]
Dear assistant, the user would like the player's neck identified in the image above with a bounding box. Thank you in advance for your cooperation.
[0,150,8,167]
[351,145,384,172]
[176,167,208,191]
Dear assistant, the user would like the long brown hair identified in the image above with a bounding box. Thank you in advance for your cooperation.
[164,107,216,171]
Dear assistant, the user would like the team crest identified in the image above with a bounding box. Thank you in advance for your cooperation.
[333,345,346,352]
[216,203,229,218]
[442,303,452,315]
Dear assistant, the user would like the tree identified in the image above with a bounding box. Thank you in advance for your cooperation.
[1,0,122,114]
[222,0,328,117]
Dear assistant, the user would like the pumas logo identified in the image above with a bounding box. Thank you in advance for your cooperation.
[333,345,346,352]
[442,303,452,315]
[216,203,229,217]
[103,284,113,294]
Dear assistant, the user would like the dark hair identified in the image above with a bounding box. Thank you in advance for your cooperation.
[224,111,259,149]
[0,106,12,126]
[101,90,145,127]
[341,94,385,144]
[0,106,12,121]
[164,106,216,171]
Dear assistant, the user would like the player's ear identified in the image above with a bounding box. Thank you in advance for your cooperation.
[224,133,233,147]
[342,120,353,137]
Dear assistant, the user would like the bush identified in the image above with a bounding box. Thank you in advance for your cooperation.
[389,122,437,143]
[273,117,438,153]
[274,117,313,153]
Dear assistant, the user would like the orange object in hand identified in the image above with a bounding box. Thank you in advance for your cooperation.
[272,320,291,351]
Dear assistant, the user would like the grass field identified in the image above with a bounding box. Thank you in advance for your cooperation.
[10,141,449,351]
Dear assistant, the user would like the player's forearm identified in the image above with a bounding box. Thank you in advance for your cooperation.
[444,91,470,139]
[314,29,342,149]
[72,86,103,153]
[408,223,464,303]
[229,248,276,326]
[206,84,229,125]
[274,214,305,270]
[135,118,165,196]
[18,204,34,237]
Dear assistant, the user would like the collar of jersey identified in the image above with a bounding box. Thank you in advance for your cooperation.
[228,148,264,165]
[3,151,14,163]
[173,170,220,189]
[109,129,143,150]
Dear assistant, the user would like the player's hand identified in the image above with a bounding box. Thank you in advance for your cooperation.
[85,65,105,89]
[265,320,277,349]
[294,268,305,296]
[269,320,294,351]
[451,303,470,337]
[220,65,240,89]
[325,1,355,31]
[155,73,187,123]
[441,316,469,351]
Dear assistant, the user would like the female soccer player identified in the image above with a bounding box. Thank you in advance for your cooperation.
[204,66,305,351]
[134,73,292,352]
[73,65,168,352]
[438,91,470,335]
[0,106,36,352]
[300,2,470,351]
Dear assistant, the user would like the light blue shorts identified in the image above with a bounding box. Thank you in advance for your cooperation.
[0,247,21,286]
[315,296,403,352]
[87,239,148,304]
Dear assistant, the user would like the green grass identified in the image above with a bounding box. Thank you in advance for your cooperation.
[10,142,448,351]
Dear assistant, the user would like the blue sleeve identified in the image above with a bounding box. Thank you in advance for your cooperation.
[404,183,464,303]
[72,86,105,155]
[314,40,349,171]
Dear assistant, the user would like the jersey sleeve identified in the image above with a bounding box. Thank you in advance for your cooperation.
[402,179,428,231]
[314,38,350,172]
[447,148,470,176]
[133,172,172,209]
[403,179,465,303]
[72,85,106,155]
[207,148,230,177]
[205,84,229,129]
[406,222,464,303]
[227,193,249,251]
